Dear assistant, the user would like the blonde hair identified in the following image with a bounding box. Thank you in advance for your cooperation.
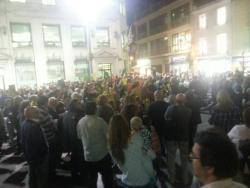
[130,116,143,132]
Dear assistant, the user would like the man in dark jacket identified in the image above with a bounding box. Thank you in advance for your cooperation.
[62,99,86,183]
[21,106,49,188]
[147,90,169,153]
[164,93,191,186]
[185,90,202,151]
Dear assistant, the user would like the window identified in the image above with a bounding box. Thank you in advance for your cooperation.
[95,27,110,47]
[74,59,90,81]
[199,14,206,29]
[149,14,168,35]
[171,3,190,28]
[137,23,147,40]
[198,38,208,55]
[217,33,227,54]
[217,7,226,25]
[11,23,32,48]
[98,64,111,78]
[47,61,65,82]
[42,0,56,5]
[150,38,169,56]
[172,32,191,52]
[15,61,36,88]
[43,25,62,47]
[71,26,86,47]
[138,43,148,58]
[9,0,25,3]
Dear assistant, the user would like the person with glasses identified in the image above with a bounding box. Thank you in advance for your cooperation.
[190,129,247,188]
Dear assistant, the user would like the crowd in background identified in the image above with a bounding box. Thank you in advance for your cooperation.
[0,71,249,188]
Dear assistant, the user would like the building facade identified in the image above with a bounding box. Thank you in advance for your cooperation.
[0,0,127,89]
[192,0,250,75]
[192,0,232,76]
[130,0,192,76]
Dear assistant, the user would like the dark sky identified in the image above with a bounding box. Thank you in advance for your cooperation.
[125,0,177,25]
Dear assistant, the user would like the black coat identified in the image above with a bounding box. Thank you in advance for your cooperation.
[21,120,48,165]
[147,101,169,137]
[164,104,192,141]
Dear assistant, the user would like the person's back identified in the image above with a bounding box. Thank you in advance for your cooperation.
[148,100,168,135]
[21,119,48,165]
[77,101,112,188]
[77,115,108,161]
[120,134,155,186]
[97,104,113,124]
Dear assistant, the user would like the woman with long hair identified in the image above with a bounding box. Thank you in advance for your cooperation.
[108,114,155,188]
[209,90,240,133]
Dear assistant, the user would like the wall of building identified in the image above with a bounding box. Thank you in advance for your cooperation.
[131,0,192,75]
[0,0,127,89]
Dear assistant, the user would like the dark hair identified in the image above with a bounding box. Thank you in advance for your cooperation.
[69,99,81,113]
[243,107,250,127]
[108,114,130,165]
[84,101,96,115]
[37,95,48,108]
[194,129,239,179]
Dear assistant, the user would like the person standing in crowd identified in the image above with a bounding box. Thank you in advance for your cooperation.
[37,96,57,179]
[21,106,49,188]
[209,90,241,133]
[62,99,85,183]
[108,114,156,188]
[96,95,114,124]
[185,90,202,151]
[77,101,113,188]
[147,90,169,153]
[48,97,59,120]
[191,129,247,188]
[228,107,250,153]
[164,93,192,186]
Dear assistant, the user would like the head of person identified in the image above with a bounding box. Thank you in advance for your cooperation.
[71,92,81,101]
[84,101,96,115]
[123,104,139,123]
[130,116,143,133]
[243,107,250,128]
[175,93,186,105]
[56,101,65,114]
[69,99,83,113]
[216,90,233,111]
[192,129,239,185]
[154,90,164,101]
[108,114,130,165]
[37,95,49,109]
[97,95,109,106]
[24,106,40,122]
[48,97,58,109]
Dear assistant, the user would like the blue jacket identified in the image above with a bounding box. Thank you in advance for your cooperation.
[21,120,48,165]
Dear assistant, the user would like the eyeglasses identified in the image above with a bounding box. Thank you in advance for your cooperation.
[189,153,200,160]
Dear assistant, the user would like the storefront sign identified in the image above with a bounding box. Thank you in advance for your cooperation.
[172,55,188,63]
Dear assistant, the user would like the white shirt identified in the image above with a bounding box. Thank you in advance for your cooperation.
[228,124,250,148]
[77,115,108,162]
[202,179,247,188]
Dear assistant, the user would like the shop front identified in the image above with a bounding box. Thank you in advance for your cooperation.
[194,56,231,76]
[232,55,250,74]
[170,54,190,75]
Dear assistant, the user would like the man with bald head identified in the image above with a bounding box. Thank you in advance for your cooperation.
[164,93,192,186]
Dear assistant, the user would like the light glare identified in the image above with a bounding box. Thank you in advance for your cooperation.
[65,0,114,23]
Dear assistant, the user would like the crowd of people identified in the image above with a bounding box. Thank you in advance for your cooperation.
[0,71,249,188]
